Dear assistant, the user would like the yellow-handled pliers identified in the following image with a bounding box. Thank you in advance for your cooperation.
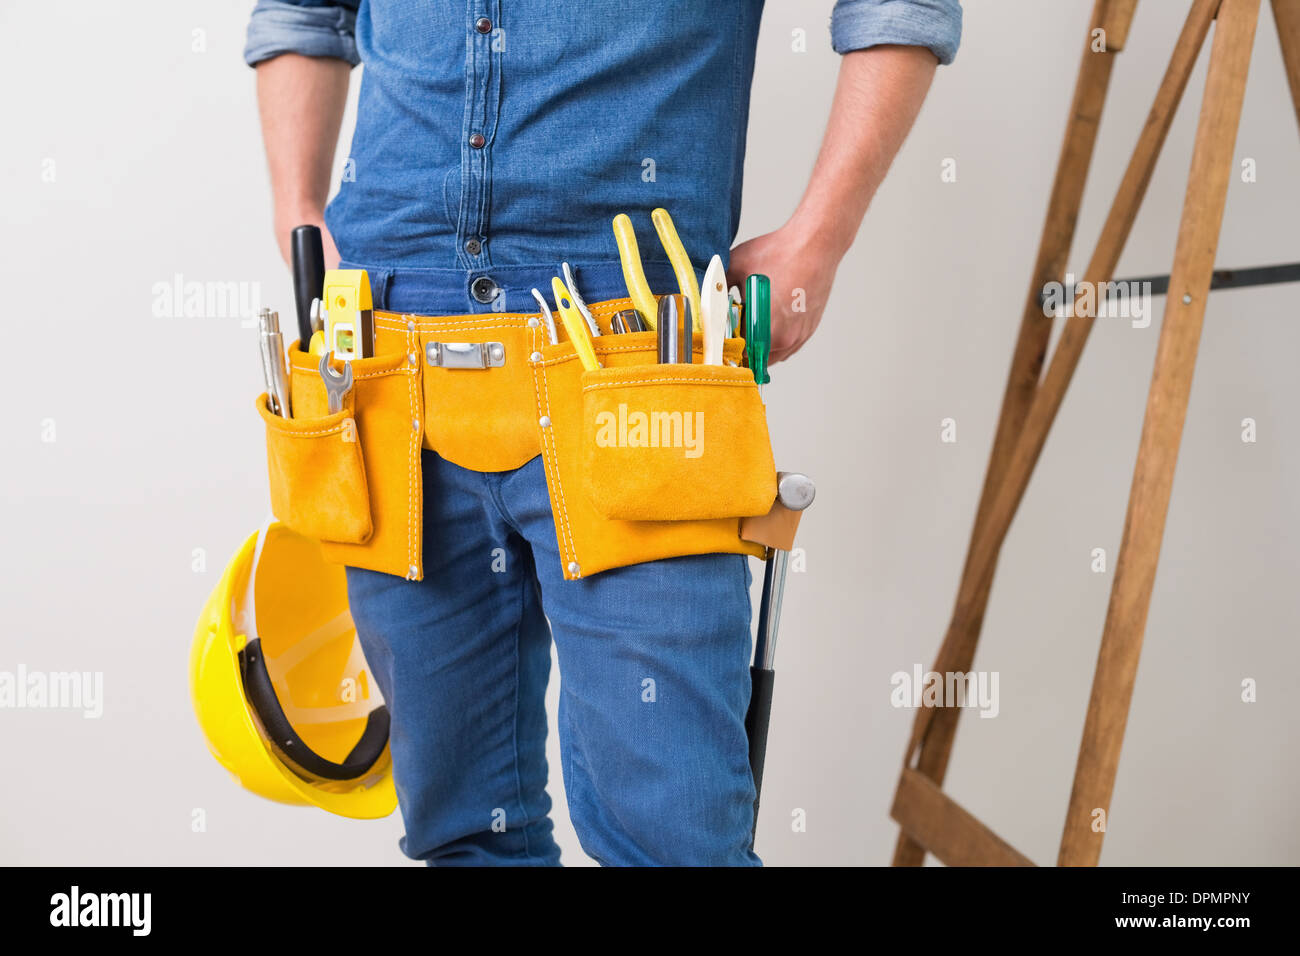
[612,213,660,329]
[651,207,701,333]
[612,208,703,332]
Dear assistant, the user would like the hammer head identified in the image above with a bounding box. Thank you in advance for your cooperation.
[776,472,815,512]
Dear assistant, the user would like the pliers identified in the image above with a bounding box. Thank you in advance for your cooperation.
[612,208,703,332]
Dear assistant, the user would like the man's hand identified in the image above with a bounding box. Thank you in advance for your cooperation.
[729,45,938,364]
[727,220,839,364]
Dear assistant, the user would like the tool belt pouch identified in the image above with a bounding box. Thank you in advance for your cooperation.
[258,396,372,544]
[533,326,768,581]
[259,345,424,580]
[580,363,776,521]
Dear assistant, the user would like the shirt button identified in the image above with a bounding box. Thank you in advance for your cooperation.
[475,17,492,34]
[465,238,482,256]
[471,276,499,304]
[469,133,486,149]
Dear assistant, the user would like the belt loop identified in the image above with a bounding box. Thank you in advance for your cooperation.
[373,269,395,311]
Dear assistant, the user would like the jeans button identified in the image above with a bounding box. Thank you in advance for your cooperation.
[469,133,486,149]
[475,17,492,34]
[471,276,499,304]
[465,238,482,256]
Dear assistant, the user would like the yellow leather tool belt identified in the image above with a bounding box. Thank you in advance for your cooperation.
[258,296,776,582]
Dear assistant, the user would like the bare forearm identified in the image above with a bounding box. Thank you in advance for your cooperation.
[729,44,939,362]
[789,45,937,257]
[255,53,351,263]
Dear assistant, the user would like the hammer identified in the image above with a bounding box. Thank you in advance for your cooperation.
[746,471,815,839]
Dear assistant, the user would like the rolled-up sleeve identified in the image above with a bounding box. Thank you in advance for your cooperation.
[244,0,361,68]
[830,0,963,65]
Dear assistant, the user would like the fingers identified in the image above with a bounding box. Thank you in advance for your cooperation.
[769,342,802,364]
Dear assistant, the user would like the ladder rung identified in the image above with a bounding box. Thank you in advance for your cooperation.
[1039,262,1300,305]
[890,769,1036,867]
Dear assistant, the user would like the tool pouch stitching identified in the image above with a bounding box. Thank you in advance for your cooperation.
[532,326,580,572]
[578,362,777,522]
[534,335,769,580]
[278,348,424,580]
[258,394,374,545]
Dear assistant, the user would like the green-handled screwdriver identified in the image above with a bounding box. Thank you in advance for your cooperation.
[744,274,771,392]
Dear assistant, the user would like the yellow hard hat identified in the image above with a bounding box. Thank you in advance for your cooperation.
[190,522,397,818]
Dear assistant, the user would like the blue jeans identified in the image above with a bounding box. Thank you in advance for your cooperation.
[346,449,760,866]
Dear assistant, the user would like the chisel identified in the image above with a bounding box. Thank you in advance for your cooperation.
[290,225,326,352]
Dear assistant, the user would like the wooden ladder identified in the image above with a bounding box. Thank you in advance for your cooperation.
[889,0,1300,867]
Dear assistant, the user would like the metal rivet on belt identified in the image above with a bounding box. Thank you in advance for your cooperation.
[488,343,504,363]
[527,317,540,329]
[539,415,551,428]
[567,561,580,576]
[408,565,418,579]
[412,418,420,431]
[406,318,416,332]
[407,351,418,366]
[530,351,542,363]
[471,275,498,303]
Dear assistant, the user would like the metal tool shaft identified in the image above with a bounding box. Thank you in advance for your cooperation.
[753,548,789,671]
[657,295,679,363]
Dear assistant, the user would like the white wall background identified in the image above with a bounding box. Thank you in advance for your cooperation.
[1,0,1296,866]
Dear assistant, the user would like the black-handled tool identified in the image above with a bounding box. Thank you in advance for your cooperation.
[290,225,326,352]
[746,472,816,842]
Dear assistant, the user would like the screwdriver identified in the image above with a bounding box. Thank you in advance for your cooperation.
[744,274,771,393]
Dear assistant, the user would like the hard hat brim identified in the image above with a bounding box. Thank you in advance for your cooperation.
[190,526,397,819]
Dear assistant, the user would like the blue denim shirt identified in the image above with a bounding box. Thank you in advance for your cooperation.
[246,1,961,314]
